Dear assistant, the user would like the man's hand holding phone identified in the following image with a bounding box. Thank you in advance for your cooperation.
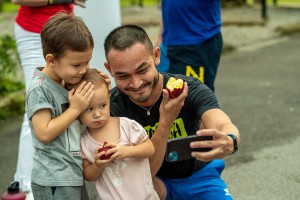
[190,129,238,162]
[165,135,213,162]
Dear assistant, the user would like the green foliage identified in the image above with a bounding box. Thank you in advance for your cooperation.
[0,78,24,96]
[222,0,247,7]
[0,1,19,12]
[0,34,24,96]
[120,0,161,7]
[0,94,25,120]
[1,2,19,12]
[0,35,19,79]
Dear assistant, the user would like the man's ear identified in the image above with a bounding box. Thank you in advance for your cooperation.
[104,61,113,76]
[153,47,161,66]
[45,54,55,67]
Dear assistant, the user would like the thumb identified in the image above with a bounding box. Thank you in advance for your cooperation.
[161,89,169,103]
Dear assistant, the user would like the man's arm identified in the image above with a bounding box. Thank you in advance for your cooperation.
[190,108,240,162]
[149,83,188,176]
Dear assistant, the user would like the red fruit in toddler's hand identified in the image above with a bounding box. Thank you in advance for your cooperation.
[98,142,113,160]
[166,77,184,98]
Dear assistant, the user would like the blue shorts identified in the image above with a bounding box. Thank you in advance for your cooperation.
[158,159,233,200]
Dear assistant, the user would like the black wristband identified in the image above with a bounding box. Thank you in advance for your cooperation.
[48,0,74,5]
[227,134,238,154]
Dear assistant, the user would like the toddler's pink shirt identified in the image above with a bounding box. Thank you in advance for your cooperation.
[80,117,159,200]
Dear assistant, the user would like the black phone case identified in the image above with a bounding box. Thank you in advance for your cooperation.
[165,135,213,162]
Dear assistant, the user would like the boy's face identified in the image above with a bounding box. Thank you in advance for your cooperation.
[49,48,93,84]
[79,86,110,129]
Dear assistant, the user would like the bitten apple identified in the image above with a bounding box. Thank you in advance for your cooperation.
[166,77,184,98]
[98,142,113,160]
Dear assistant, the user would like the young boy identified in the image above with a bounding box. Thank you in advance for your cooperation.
[67,69,159,200]
[26,12,94,199]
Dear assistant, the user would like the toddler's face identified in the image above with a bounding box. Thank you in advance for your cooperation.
[79,86,110,129]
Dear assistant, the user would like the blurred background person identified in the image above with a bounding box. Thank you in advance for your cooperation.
[155,0,223,92]
[74,0,121,88]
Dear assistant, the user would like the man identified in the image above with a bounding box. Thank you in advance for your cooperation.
[104,24,240,200]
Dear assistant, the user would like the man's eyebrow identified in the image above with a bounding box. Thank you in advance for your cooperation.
[114,62,148,76]
[114,71,128,76]
[136,62,148,70]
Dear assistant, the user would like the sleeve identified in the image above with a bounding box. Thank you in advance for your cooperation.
[126,119,148,145]
[26,87,54,119]
[188,79,220,119]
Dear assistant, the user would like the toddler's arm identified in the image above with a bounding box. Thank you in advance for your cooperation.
[82,147,110,181]
[106,138,155,161]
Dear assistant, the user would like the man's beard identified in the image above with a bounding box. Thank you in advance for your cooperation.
[129,72,160,103]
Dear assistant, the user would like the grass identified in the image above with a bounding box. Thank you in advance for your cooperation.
[120,0,160,7]
[246,0,300,5]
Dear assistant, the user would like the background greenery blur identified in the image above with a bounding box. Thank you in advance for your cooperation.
[0,0,300,120]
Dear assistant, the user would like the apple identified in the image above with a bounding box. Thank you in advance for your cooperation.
[166,77,184,98]
[98,142,113,160]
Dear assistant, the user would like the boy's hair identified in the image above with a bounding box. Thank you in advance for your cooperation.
[66,68,109,93]
[41,12,94,59]
[104,24,153,59]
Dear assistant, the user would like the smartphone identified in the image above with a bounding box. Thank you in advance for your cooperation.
[165,135,213,162]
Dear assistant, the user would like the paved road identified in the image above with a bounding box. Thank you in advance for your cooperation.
[218,33,300,199]
[1,33,300,199]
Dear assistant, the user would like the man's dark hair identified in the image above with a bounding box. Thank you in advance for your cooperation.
[104,24,153,59]
[41,12,94,59]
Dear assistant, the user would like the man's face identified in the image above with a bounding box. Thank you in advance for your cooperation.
[105,43,160,103]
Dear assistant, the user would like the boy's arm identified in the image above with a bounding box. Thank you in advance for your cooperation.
[31,106,82,143]
[31,82,94,144]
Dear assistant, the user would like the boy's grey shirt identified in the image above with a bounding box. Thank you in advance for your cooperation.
[26,68,83,186]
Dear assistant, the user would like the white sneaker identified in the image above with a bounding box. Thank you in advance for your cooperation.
[26,191,34,200]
